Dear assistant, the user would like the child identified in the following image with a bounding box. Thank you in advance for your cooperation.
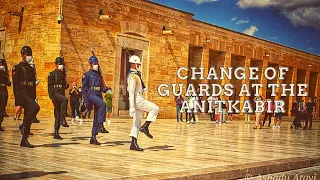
[105,89,113,121]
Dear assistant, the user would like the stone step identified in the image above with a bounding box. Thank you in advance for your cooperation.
[124,156,320,180]
[119,110,129,116]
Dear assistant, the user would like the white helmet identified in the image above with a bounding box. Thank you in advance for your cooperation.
[129,55,141,64]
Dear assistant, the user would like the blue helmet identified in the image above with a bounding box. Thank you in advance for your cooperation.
[89,56,99,64]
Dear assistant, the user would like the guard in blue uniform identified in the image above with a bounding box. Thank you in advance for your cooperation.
[0,58,11,131]
[82,56,109,145]
[12,46,40,148]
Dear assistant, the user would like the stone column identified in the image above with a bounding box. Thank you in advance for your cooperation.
[201,46,209,85]
[288,68,297,116]
[221,52,231,101]
[200,46,210,114]
[260,60,268,100]
[275,72,283,101]
[304,71,310,102]
[240,57,251,111]
[316,72,320,117]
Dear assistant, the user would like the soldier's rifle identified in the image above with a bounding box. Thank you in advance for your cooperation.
[122,40,132,57]
[60,44,67,73]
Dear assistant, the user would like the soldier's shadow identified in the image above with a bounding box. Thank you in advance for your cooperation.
[30,129,45,131]
[69,136,91,141]
[41,132,73,137]
[102,140,131,146]
[0,171,68,179]
[34,142,80,148]
[144,145,176,151]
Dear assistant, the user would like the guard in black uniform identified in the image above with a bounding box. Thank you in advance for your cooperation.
[30,61,40,124]
[48,57,69,140]
[0,58,11,131]
[12,46,40,148]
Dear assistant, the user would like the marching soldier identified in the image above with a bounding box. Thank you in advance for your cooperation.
[48,57,69,140]
[12,46,40,148]
[127,55,159,151]
[82,56,109,145]
[0,58,11,131]
[30,60,40,124]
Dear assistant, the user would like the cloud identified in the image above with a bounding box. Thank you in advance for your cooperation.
[191,0,219,5]
[272,37,278,40]
[236,0,320,29]
[231,17,237,21]
[282,7,320,29]
[236,19,250,24]
[307,47,314,51]
[236,0,275,9]
[243,26,259,36]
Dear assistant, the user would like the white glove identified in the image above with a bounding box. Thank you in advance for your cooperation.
[36,79,40,86]
[143,88,148,92]
[129,107,135,117]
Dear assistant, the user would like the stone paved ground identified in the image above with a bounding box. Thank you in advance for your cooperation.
[0,116,319,179]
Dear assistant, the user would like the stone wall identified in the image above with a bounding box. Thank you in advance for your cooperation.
[0,0,61,116]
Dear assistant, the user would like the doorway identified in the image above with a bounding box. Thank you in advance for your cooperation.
[118,48,143,111]
[0,29,5,56]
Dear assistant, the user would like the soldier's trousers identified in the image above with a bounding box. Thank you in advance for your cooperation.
[20,93,40,135]
[52,93,68,130]
[0,91,8,126]
[130,95,159,139]
[87,94,106,135]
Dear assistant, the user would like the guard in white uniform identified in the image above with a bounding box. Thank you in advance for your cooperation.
[127,55,159,151]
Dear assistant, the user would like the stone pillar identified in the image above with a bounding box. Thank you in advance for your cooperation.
[221,52,231,101]
[201,47,209,85]
[240,57,251,111]
[260,60,268,100]
[304,71,310,102]
[275,73,283,101]
[288,68,297,116]
[200,47,210,114]
[316,72,320,117]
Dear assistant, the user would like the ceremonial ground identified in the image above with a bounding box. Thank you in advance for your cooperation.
[0,116,319,179]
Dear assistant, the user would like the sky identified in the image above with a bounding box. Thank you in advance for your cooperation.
[150,0,320,56]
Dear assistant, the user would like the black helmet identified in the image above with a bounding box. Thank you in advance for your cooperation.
[21,46,32,56]
[55,57,64,65]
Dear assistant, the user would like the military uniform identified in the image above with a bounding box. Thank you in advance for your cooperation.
[0,59,11,131]
[30,61,40,124]
[12,46,40,148]
[82,56,109,145]
[127,55,159,151]
[48,57,69,139]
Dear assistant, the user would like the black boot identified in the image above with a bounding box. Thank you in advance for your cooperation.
[19,124,27,137]
[0,117,4,131]
[20,137,34,148]
[31,118,40,123]
[130,137,143,151]
[54,129,63,140]
[90,134,101,145]
[99,123,109,133]
[139,121,153,139]
[61,118,69,127]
